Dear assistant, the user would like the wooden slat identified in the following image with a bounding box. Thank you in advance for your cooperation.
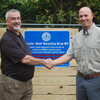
[0,67,77,76]
[33,86,76,95]
[0,28,78,39]
[69,59,77,66]
[0,28,6,38]
[32,77,76,86]
[21,28,78,38]
[34,67,77,76]
[31,95,76,100]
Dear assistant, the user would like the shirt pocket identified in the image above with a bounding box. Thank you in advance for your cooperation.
[87,44,100,60]
[74,45,82,59]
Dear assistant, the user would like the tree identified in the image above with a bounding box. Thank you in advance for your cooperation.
[0,0,100,27]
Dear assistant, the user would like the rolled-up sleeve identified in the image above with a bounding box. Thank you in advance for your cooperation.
[66,37,74,59]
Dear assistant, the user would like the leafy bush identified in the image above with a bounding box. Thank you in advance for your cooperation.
[0,0,100,26]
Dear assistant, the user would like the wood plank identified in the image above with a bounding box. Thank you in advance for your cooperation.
[32,77,76,86]
[33,86,76,95]
[31,95,76,100]
[0,67,77,76]
[70,59,77,66]
[0,70,76,86]
[21,28,78,38]
[0,28,6,38]
[34,67,77,76]
[0,28,78,39]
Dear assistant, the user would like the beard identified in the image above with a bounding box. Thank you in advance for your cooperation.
[14,26,20,31]
[13,23,20,31]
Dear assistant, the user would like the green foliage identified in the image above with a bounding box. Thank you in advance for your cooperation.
[0,0,100,27]
[35,9,53,24]
[57,10,66,23]
[77,0,100,24]
[0,18,5,23]
[0,0,24,23]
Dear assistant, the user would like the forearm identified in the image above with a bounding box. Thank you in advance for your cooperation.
[53,54,72,66]
[21,55,46,66]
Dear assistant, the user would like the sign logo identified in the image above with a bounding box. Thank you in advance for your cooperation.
[42,32,51,41]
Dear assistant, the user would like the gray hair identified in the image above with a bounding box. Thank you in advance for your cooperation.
[5,9,21,20]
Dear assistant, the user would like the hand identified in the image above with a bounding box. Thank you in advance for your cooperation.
[44,58,54,69]
[48,58,54,69]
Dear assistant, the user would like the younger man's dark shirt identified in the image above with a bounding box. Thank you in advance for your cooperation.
[1,29,35,81]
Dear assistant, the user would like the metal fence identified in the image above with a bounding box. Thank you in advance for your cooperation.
[0,23,83,27]
[0,23,100,31]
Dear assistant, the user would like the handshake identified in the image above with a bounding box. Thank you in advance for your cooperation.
[44,58,55,70]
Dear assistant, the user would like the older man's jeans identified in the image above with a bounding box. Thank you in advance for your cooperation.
[76,74,100,100]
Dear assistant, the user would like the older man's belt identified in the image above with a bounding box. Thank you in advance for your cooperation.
[78,71,100,80]
[2,72,28,82]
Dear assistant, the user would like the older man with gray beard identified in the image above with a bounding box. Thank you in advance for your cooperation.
[0,9,52,100]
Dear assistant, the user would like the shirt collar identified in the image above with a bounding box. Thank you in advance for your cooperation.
[7,28,21,37]
[83,30,89,35]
